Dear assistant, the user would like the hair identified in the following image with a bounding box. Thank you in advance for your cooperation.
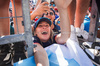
[50,29,54,43]
[50,1,55,4]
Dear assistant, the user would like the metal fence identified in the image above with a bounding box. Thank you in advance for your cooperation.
[88,0,100,42]
[0,0,35,57]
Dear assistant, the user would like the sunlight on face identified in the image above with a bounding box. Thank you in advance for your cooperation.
[35,21,51,42]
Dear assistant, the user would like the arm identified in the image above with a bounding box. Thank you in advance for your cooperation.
[33,36,49,66]
[35,0,41,7]
[54,0,72,44]
[31,2,49,20]
[34,43,49,66]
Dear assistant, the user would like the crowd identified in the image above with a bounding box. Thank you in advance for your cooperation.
[0,0,95,66]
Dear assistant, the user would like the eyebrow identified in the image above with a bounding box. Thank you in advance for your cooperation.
[39,22,49,24]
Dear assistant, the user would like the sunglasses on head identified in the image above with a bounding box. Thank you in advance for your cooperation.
[45,12,54,15]
[50,4,56,7]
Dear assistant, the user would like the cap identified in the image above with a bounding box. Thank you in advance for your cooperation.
[34,17,52,30]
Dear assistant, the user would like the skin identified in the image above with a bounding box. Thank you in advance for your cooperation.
[0,0,50,35]
[44,10,55,22]
[43,10,55,29]
[31,1,50,20]
[0,0,50,34]
[35,21,51,42]
[34,21,51,66]
[54,0,71,44]
[34,43,49,66]
[0,0,91,66]
[34,0,72,66]
[67,0,90,27]
[0,0,50,66]
[0,0,72,66]
[0,0,72,65]
[0,0,25,35]
[0,0,10,36]
[11,0,24,34]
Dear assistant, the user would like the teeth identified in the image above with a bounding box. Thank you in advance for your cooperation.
[42,31,48,34]
[42,31,47,33]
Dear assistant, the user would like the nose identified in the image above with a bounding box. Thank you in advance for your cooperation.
[43,26,47,29]
[47,13,51,16]
[48,14,50,16]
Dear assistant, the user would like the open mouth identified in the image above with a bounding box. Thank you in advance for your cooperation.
[41,31,48,35]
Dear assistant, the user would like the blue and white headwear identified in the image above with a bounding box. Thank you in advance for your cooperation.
[34,17,52,30]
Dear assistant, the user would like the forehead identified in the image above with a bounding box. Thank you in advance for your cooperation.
[38,21,49,25]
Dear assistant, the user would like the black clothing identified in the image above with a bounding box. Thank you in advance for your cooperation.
[33,36,57,48]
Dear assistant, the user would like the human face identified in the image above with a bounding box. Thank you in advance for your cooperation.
[44,10,55,22]
[35,21,51,42]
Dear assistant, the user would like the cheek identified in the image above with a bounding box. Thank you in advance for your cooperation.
[48,28,51,35]
[52,16,55,19]
[44,15,46,17]
[46,16,51,19]
[35,29,41,34]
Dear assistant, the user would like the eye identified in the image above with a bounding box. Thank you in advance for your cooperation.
[53,4,55,7]
[50,12,53,15]
[38,25,43,27]
[45,25,49,27]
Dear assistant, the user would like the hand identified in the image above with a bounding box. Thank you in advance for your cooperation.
[54,0,72,9]
[33,2,50,16]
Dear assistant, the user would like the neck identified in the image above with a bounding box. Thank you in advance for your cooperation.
[40,39,49,43]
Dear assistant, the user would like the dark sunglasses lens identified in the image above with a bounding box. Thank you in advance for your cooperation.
[53,4,55,7]
[50,12,53,15]
[50,4,51,6]
[46,13,48,15]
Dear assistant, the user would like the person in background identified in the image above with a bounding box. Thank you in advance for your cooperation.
[43,8,60,34]
[31,0,60,34]
[67,0,91,40]
[50,1,56,10]
[32,0,93,65]
[30,0,49,20]
[54,6,59,20]
[0,0,50,65]
[30,0,50,35]
[28,0,71,66]
[0,0,29,65]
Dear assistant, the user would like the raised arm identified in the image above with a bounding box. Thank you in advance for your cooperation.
[54,0,72,44]
[35,0,41,7]
[31,1,49,20]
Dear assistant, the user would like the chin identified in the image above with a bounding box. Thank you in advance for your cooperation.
[43,37,49,40]
[41,36,50,41]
